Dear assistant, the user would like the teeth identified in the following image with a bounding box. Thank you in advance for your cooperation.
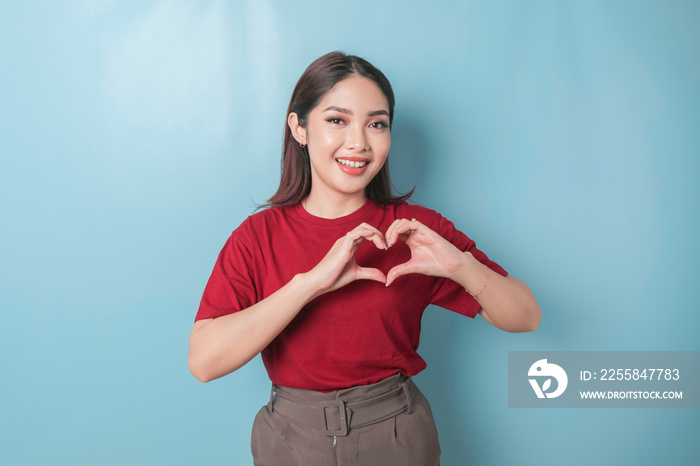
[336,159,368,168]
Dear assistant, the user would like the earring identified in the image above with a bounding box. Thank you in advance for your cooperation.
[300,141,306,148]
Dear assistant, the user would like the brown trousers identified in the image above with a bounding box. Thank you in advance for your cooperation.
[251,373,441,466]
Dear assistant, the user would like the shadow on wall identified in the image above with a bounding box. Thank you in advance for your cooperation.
[388,117,428,199]
[417,308,481,464]
[389,117,482,462]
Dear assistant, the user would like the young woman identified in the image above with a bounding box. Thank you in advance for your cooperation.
[189,51,540,465]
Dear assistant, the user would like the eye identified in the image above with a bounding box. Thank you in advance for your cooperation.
[369,120,389,130]
[325,117,345,125]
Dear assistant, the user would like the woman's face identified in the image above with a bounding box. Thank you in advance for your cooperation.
[293,75,392,202]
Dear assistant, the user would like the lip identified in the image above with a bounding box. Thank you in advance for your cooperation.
[335,157,370,176]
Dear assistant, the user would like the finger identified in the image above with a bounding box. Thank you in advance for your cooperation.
[394,218,424,239]
[386,219,412,247]
[350,225,387,250]
[345,229,386,253]
[354,222,384,236]
[347,228,375,246]
[397,218,419,236]
[386,260,419,286]
[355,266,387,284]
[384,219,402,247]
[355,222,388,249]
[386,218,420,248]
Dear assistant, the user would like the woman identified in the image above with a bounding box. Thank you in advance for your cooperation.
[189,51,540,465]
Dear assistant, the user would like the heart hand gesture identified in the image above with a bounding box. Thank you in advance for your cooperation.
[384,218,468,287]
[307,222,388,298]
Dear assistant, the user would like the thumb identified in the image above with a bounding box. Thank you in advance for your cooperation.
[355,266,387,284]
[386,261,417,287]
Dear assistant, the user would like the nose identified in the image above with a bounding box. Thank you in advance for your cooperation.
[345,123,368,151]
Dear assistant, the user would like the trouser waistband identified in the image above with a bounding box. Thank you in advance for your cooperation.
[268,373,416,437]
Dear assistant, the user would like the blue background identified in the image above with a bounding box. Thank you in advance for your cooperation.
[1,1,698,465]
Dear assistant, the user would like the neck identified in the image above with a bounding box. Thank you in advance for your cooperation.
[302,189,368,219]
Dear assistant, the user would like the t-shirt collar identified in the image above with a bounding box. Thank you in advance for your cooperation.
[291,198,378,228]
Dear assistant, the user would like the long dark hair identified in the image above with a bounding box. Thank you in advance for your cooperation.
[263,51,413,208]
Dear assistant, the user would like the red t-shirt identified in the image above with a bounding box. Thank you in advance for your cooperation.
[196,200,507,391]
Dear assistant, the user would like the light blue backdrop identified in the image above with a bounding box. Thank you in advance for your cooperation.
[1,1,698,465]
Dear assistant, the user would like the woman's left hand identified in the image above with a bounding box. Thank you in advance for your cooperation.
[384,218,542,333]
[384,218,467,286]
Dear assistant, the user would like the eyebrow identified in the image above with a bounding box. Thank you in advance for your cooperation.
[322,106,389,117]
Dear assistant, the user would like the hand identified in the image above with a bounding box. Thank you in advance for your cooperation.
[385,218,467,286]
[306,223,388,298]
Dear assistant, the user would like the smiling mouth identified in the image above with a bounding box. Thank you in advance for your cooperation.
[335,158,368,168]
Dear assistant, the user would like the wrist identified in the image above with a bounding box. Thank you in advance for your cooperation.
[293,271,326,303]
[466,264,489,299]
[450,252,488,294]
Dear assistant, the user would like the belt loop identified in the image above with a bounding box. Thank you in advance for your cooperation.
[269,383,277,412]
[400,379,412,414]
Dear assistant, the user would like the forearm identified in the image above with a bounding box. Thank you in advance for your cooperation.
[188,224,390,383]
[450,252,541,333]
[188,273,321,382]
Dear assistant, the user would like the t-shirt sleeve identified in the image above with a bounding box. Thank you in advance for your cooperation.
[428,212,508,318]
[195,220,258,322]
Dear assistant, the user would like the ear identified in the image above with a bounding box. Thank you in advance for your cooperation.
[287,113,307,146]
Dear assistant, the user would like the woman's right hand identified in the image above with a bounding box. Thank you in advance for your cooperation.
[305,222,388,298]
[190,223,388,382]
